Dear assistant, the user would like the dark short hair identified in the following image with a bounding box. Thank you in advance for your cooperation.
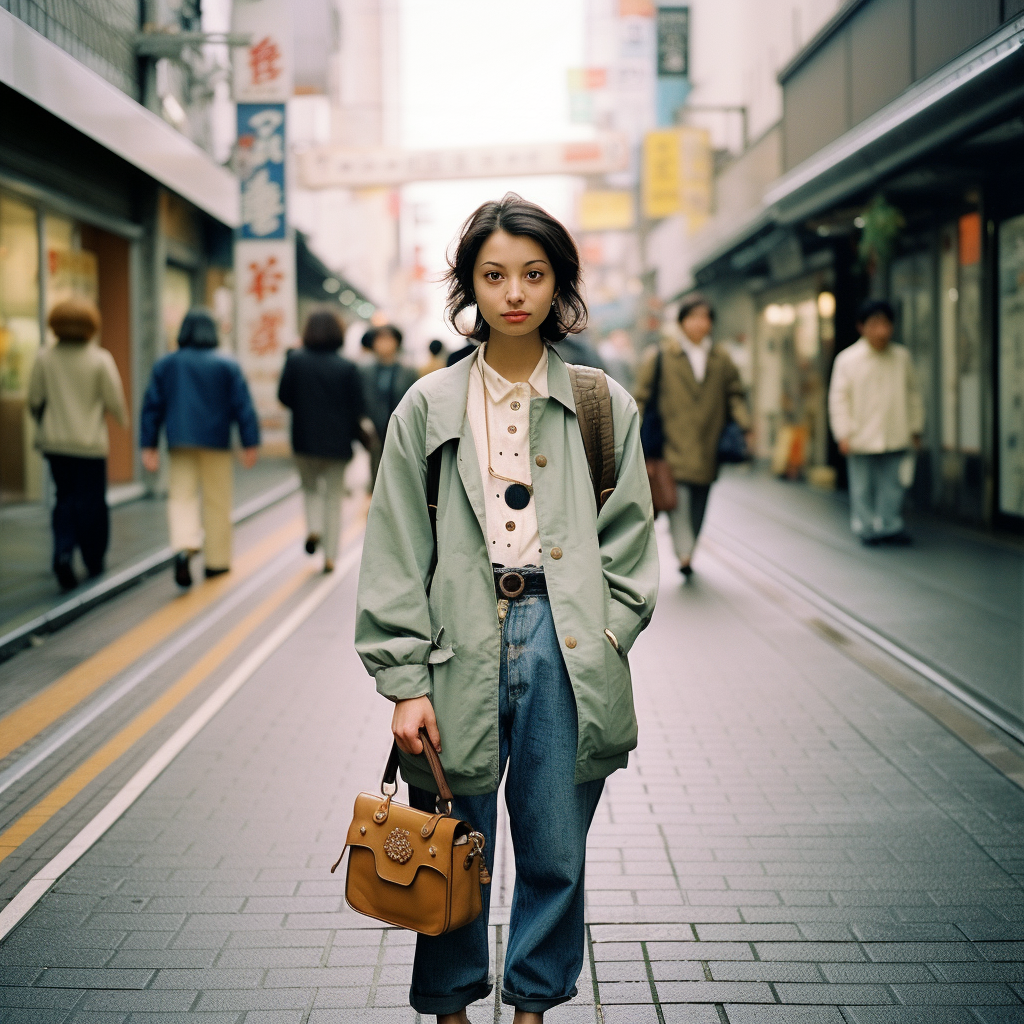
[177,309,218,349]
[428,339,444,356]
[49,298,100,341]
[362,324,403,350]
[677,294,715,324]
[856,298,895,325]
[303,310,344,351]
[445,192,587,343]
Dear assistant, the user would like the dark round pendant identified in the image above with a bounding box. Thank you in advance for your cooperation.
[504,483,531,510]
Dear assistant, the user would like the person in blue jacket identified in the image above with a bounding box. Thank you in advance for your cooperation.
[140,310,260,587]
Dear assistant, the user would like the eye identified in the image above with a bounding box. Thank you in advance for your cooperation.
[526,270,544,281]
[484,272,502,282]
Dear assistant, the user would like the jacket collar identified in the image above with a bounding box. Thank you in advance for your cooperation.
[425,344,575,454]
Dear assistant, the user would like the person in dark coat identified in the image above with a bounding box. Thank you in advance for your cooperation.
[358,324,417,489]
[278,310,365,571]
[140,309,260,587]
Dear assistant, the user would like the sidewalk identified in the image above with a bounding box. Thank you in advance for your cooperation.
[0,458,299,651]
[703,468,1023,741]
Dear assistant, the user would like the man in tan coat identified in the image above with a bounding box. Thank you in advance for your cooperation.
[634,295,750,577]
[28,298,127,590]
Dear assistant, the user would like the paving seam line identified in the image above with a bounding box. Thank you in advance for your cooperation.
[0,538,362,944]
[0,474,301,662]
[0,543,302,801]
[702,531,1024,789]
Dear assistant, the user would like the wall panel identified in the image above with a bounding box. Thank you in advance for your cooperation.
[915,0,1001,78]
[783,31,850,171]
[850,0,913,124]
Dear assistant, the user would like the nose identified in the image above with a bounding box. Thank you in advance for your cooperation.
[506,277,524,305]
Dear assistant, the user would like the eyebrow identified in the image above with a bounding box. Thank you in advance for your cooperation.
[480,259,550,268]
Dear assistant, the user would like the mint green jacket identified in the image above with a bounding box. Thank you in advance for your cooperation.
[354,347,659,795]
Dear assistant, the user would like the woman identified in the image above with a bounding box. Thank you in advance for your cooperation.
[634,294,751,577]
[140,309,260,588]
[28,298,127,590]
[355,193,659,1021]
[278,310,364,571]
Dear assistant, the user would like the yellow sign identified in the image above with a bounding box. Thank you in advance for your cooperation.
[579,191,635,232]
[642,126,712,230]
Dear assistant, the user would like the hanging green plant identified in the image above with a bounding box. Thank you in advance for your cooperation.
[857,195,905,273]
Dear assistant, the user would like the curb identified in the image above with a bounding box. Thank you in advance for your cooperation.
[0,476,300,664]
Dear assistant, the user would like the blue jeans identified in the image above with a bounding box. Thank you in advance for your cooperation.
[408,593,604,1015]
[847,451,906,539]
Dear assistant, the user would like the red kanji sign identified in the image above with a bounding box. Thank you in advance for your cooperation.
[248,310,284,356]
[247,256,284,302]
[248,36,282,85]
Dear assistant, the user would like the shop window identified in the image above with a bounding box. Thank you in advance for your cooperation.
[958,213,983,456]
[939,224,958,453]
[998,212,1024,518]
[0,195,41,502]
[162,264,193,352]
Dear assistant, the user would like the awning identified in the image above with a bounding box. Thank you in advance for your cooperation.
[0,8,239,228]
[295,234,376,316]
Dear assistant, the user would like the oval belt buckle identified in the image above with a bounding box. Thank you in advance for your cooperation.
[499,571,526,599]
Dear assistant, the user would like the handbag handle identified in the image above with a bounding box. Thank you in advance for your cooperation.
[381,728,455,812]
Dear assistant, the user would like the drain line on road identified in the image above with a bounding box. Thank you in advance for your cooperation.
[0,540,362,944]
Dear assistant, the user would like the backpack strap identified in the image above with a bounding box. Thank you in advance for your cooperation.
[566,364,616,510]
[426,444,444,583]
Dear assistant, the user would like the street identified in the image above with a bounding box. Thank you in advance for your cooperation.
[1,475,1022,1024]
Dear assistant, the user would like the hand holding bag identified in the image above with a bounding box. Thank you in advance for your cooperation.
[640,350,678,513]
[331,729,489,936]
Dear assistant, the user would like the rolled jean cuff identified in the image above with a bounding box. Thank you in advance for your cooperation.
[501,985,577,1012]
[410,979,492,1015]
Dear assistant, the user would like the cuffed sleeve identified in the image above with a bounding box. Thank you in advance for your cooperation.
[597,387,659,655]
[139,362,166,449]
[230,364,261,448]
[100,351,128,428]
[726,362,751,430]
[354,400,437,700]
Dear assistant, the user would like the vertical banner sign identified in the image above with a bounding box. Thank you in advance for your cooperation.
[656,6,690,127]
[232,0,294,450]
[643,130,682,220]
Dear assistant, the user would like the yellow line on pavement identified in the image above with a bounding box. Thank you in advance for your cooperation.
[0,517,304,764]
[0,564,317,864]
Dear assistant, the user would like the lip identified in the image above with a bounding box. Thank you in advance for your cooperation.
[501,311,530,322]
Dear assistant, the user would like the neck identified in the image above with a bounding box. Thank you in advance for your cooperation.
[483,330,544,383]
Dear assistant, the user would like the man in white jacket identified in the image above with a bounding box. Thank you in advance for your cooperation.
[828,299,924,546]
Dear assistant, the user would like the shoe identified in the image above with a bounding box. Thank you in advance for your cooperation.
[679,563,693,578]
[880,531,913,546]
[323,560,334,574]
[305,534,320,555]
[174,552,193,588]
[54,557,78,592]
[860,536,881,547]
[205,566,230,578]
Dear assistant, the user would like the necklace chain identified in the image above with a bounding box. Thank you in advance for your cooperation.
[480,356,531,489]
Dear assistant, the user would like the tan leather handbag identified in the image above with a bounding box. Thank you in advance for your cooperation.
[331,729,489,936]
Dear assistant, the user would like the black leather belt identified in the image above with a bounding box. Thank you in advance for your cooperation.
[493,566,547,599]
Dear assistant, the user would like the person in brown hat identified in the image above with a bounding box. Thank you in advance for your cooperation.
[28,297,127,590]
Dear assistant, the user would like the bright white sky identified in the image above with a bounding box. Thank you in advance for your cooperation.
[398,0,588,345]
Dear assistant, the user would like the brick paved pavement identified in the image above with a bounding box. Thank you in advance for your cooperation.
[1,516,1023,1023]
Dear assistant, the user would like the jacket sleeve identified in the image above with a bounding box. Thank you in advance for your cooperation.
[100,351,128,428]
[828,352,853,442]
[276,352,295,409]
[905,351,925,436]
[597,389,659,656]
[725,358,751,430]
[354,401,435,701]
[632,345,659,419]
[27,353,46,419]
[346,363,366,430]
[230,363,261,448]
[139,362,166,449]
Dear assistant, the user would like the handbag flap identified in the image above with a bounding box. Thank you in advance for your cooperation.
[346,792,468,886]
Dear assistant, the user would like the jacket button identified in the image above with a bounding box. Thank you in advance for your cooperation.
[535,455,547,467]
[550,547,562,559]
[565,636,577,649]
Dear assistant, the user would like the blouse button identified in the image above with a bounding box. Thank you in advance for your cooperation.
[505,521,516,531]
[507,425,517,434]
[510,401,521,411]
[550,547,562,559]
[535,455,547,467]
[564,636,577,649]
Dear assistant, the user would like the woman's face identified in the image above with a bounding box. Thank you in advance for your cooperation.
[680,305,713,344]
[472,230,556,340]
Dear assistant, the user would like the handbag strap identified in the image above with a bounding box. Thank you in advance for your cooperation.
[381,728,455,809]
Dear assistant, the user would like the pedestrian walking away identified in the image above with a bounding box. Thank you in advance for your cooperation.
[828,298,924,546]
[27,297,128,590]
[139,309,261,587]
[420,338,449,376]
[359,323,418,490]
[633,294,751,578]
[278,310,365,572]
[354,193,659,1022]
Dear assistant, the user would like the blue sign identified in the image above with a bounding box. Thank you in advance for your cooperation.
[236,103,286,239]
